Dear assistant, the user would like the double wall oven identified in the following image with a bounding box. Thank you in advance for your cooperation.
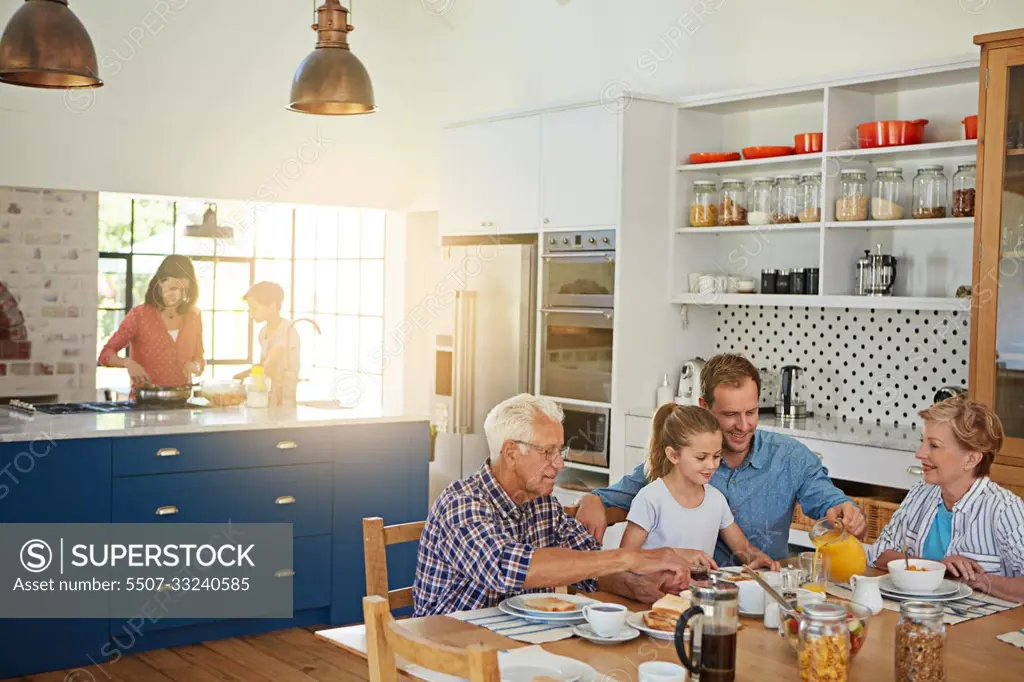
[540,229,615,468]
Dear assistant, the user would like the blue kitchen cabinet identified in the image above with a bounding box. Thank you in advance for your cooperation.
[331,421,430,624]
[0,438,113,679]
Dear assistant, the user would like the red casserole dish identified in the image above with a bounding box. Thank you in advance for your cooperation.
[794,133,823,154]
[688,151,741,165]
[741,146,796,160]
[856,119,929,148]
[963,115,978,140]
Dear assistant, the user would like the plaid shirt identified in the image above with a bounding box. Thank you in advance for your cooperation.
[412,463,600,616]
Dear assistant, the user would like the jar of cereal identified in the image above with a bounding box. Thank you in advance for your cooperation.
[872,167,907,220]
[952,163,976,218]
[799,602,850,682]
[912,165,949,219]
[772,174,801,223]
[718,178,748,226]
[748,177,775,226]
[836,170,868,221]
[799,171,822,223]
[690,181,718,227]
[896,601,946,682]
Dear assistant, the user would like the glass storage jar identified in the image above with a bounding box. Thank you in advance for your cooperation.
[872,166,907,220]
[912,165,948,219]
[952,162,976,218]
[718,178,748,226]
[690,181,718,227]
[836,170,869,221]
[748,177,775,226]
[895,601,946,682]
[799,172,822,223]
[772,174,801,223]
[798,602,850,682]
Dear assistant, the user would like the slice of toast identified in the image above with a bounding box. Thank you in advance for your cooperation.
[524,596,577,612]
[642,608,680,632]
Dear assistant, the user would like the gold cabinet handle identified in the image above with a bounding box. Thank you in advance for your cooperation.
[907,465,924,476]
[274,569,295,578]
[156,505,179,516]
[275,495,296,505]
[276,441,298,450]
[157,448,180,457]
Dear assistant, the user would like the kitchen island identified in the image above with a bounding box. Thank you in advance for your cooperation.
[0,404,431,678]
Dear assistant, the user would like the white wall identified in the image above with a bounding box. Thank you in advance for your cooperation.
[0,0,419,211]
[402,0,1024,209]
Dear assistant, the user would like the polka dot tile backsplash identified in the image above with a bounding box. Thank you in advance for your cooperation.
[714,306,969,428]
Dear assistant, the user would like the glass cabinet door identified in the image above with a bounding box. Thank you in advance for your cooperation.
[975,45,1024,461]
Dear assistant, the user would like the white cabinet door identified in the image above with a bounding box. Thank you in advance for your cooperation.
[439,116,541,237]
[541,105,620,229]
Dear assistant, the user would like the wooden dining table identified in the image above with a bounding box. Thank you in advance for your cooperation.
[317,585,1024,681]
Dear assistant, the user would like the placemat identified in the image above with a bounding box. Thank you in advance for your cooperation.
[997,628,1024,650]
[403,645,601,682]
[826,583,1020,625]
[447,605,577,643]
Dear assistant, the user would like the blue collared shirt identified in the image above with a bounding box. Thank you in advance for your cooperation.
[595,430,852,566]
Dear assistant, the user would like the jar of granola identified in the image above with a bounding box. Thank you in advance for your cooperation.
[772,174,801,223]
[799,171,822,223]
[896,601,946,682]
[952,163,976,218]
[798,602,849,682]
[690,181,718,227]
[836,170,868,221]
[718,178,748,226]
[912,165,948,219]
[872,166,907,220]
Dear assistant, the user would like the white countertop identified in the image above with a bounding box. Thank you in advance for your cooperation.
[626,405,920,452]
[0,404,428,443]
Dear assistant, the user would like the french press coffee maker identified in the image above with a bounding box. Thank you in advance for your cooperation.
[674,580,739,682]
[855,244,897,296]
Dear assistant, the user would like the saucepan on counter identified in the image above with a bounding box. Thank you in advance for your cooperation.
[134,383,198,406]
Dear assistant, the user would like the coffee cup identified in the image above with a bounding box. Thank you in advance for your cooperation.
[582,603,627,637]
[638,662,687,682]
[734,575,765,615]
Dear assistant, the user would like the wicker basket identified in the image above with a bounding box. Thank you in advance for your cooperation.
[791,496,900,545]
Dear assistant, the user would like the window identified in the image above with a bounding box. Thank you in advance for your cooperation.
[96,193,386,408]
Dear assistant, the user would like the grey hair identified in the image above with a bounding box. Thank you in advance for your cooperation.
[483,393,564,464]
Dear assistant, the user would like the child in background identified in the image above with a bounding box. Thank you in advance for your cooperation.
[235,281,300,407]
[620,403,779,574]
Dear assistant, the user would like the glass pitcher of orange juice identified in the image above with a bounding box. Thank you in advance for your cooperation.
[809,518,867,583]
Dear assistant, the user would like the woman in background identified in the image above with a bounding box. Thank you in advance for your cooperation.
[98,255,205,389]
[870,394,1024,602]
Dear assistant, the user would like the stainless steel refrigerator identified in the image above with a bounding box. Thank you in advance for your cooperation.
[429,234,538,503]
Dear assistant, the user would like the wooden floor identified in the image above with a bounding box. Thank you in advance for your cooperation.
[6,627,372,682]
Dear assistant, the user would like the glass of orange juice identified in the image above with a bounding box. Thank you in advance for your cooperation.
[809,518,868,583]
[799,551,830,593]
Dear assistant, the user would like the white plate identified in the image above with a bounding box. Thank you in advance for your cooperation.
[626,611,680,641]
[499,599,585,623]
[880,576,961,597]
[501,664,581,682]
[506,593,597,616]
[571,622,640,645]
[881,582,974,603]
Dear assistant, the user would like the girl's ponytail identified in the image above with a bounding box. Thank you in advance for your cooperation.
[646,403,722,481]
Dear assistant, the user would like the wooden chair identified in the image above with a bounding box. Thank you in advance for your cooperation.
[364,595,500,682]
[563,504,627,526]
[363,516,426,610]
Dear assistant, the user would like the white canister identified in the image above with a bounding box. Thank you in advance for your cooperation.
[656,375,674,408]
[246,388,269,408]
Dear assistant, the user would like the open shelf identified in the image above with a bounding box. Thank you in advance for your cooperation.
[677,153,823,173]
[563,461,611,475]
[825,217,974,230]
[671,293,966,311]
[677,223,821,235]
[826,140,977,162]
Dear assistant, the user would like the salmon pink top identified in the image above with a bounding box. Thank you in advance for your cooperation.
[98,304,205,387]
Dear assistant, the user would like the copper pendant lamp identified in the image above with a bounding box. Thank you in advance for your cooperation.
[288,0,375,115]
[0,0,102,89]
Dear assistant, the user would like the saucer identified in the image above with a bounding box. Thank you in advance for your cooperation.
[572,623,640,645]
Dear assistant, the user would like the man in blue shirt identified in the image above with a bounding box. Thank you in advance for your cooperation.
[576,354,867,567]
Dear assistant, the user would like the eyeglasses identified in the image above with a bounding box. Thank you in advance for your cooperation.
[513,440,570,462]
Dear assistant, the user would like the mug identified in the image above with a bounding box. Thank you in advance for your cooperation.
[735,576,765,615]
[582,603,627,637]
[688,273,701,294]
[698,275,716,294]
[638,662,687,682]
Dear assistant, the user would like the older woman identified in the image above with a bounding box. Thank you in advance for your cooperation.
[870,394,1024,602]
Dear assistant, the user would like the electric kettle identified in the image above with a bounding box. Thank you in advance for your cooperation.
[677,357,705,405]
[775,365,807,420]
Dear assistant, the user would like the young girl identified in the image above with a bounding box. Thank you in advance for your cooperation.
[621,403,778,573]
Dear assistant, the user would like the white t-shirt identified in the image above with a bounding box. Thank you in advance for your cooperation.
[626,477,734,557]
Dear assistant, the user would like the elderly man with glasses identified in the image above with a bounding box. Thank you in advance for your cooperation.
[412,393,692,617]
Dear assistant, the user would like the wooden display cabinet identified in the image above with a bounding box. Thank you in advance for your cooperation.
[971,28,1024,495]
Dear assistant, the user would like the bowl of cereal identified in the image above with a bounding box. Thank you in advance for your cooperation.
[888,558,945,593]
[784,600,872,660]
